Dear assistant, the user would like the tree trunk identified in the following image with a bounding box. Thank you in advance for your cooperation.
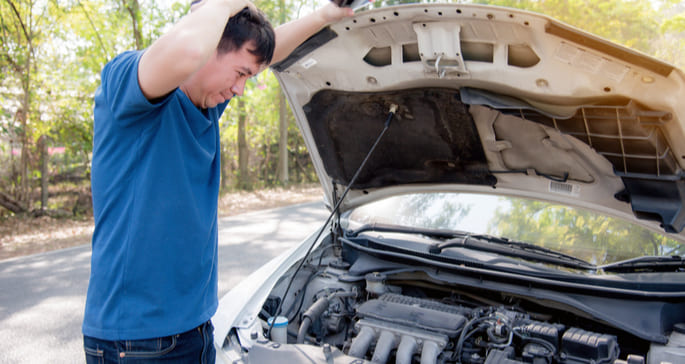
[4,0,46,209]
[39,135,48,210]
[237,99,250,189]
[17,108,30,205]
[275,0,289,185]
[276,90,289,184]
[0,191,25,214]
[122,0,143,50]
[5,0,35,206]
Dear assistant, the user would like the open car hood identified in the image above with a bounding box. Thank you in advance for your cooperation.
[272,3,685,236]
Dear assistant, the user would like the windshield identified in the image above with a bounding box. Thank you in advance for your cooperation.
[347,193,685,266]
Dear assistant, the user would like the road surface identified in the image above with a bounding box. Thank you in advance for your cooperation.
[0,201,328,364]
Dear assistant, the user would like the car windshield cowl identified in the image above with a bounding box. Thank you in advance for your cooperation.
[599,255,685,273]
[346,223,596,271]
[430,233,596,271]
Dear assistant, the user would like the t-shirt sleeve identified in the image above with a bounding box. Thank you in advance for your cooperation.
[100,50,162,127]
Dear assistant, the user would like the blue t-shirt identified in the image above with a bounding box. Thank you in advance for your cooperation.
[83,50,228,340]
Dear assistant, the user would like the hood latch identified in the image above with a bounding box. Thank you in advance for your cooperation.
[413,22,468,78]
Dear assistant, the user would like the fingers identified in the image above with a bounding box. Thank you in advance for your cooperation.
[192,0,256,17]
[321,2,355,23]
[248,1,257,11]
[190,0,205,12]
[230,0,256,17]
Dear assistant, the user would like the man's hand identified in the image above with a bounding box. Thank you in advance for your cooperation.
[190,0,204,12]
[138,0,258,101]
[270,2,354,65]
[191,0,256,17]
[318,2,355,24]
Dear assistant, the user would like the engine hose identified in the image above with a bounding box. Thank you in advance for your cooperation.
[454,316,490,361]
[297,296,329,343]
[296,291,357,343]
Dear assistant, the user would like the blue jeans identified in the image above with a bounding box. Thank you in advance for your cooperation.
[83,321,215,363]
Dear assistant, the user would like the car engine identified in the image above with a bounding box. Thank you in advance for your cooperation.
[241,240,685,364]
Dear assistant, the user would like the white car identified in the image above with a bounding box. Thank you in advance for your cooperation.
[213,3,685,364]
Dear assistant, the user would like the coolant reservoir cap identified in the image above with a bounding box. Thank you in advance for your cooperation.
[267,316,288,328]
[674,323,685,334]
[365,272,386,282]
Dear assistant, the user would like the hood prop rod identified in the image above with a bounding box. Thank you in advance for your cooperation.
[331,180,341,258]
[267,104,398,340]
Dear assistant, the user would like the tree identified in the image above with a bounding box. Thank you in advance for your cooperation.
[219,0,322,190]
[653,0,685,68]
[276,88,289,184]
[276,0,289,185]
[0,0,58,212]
[236,98,250,189]
[2,0,680,214]
[468,0,659,54]
[0,0,188,216]
[119,0,143,50]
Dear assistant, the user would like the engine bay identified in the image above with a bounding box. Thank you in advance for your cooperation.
[235,234,685,364]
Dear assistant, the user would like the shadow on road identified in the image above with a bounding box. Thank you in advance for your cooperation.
[0,201,328,364]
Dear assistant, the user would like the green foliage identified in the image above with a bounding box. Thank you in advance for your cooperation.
[661,14,685,33]
[220,69,318,190]
[653,1,685,69]
[467,0,659,53]
[217,0,329,190]
[1,0,684,213]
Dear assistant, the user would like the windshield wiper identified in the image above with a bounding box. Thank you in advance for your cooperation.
[348,223,468,239]
[347,223,595,270]
[430,234,595,270]
[600,256,685,273]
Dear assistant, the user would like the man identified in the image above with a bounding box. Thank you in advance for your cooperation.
[82,1,352,362]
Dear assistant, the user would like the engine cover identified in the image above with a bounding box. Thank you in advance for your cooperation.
[355,293,468,336]
[348,293,468,363]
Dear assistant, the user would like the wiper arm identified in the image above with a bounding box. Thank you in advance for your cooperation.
[347,223,595,270]
[600,255,685,273]
[347,223,468,239]
[430,234,595,270]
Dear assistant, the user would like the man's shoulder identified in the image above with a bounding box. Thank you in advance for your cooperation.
[95,49,170,127]
[103,50,144,75]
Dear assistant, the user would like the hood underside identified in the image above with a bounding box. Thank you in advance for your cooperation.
[272,3,685,236]
[305,88,494,189]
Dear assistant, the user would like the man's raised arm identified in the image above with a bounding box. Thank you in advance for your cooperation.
[138,0,256,100]
[270,3,353,66]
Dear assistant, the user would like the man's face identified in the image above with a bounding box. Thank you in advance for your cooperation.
[181,43,262,109]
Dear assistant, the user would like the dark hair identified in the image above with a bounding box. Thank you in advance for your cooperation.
[217,7,275,65]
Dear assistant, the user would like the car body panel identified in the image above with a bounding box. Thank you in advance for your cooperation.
[213,227,327,355]
[214,4,685,364]
[272,3,685,235]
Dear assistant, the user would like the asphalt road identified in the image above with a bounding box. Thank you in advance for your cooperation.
[0,201,329,364]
